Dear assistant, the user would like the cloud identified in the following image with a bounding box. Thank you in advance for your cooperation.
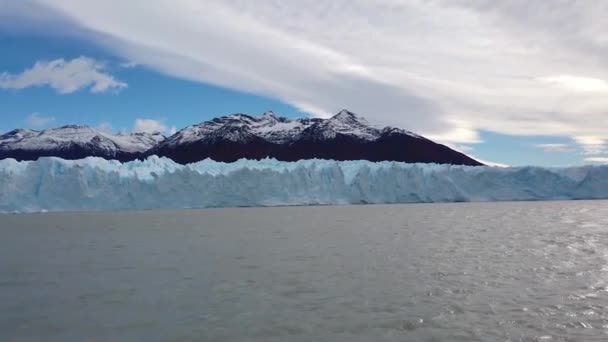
[535,143,573,153]
[450,144,474,153]
[427,124,483,145]
[574,136,606,155]
[25,112,55,129]
[120,61,138,69]
[584,157,608,164]
[133,119,172,135]
[96,122,114,133]
[537,75,608,93]
[473,157,509,168]
[13,1,608,148]
[0,56,126,94]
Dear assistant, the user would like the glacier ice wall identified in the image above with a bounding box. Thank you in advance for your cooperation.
[1,156,608,213]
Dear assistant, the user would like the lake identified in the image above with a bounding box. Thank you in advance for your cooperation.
[2,201,608,341]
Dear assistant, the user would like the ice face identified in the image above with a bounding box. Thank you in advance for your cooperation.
[1,156,607,213]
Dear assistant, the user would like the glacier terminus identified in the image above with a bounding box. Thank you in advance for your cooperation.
[1,156,607,213]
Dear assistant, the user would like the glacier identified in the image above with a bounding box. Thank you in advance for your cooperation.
[1,156,608,213]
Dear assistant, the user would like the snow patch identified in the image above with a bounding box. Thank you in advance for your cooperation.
[0,125,164,154]
[157,110,421,147]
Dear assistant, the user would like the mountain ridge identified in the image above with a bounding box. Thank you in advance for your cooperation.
[0,110,482,166]
[0,125,165,162]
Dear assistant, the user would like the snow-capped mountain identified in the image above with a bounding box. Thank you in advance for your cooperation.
[0,110,481,165]
[148,110,481,166]
[0,125,165,162]
[157,110,409,146]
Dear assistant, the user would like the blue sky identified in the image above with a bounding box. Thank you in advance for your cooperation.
[2,1,608,166]
[0,33,306,135]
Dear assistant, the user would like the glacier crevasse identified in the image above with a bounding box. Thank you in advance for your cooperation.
[1,156,607,213]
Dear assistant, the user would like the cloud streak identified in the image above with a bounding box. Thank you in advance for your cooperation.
[0,56,126,94]
[584,157,608,164]
[536,143,574,153]
[133,119,174,135]
[574,136,606,155]
[10,0,608,150]
[25,112,55,129]
[537,75,608,93]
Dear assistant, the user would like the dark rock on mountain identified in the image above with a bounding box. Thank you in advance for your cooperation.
[0,110,481,166]
[147,110,482,166]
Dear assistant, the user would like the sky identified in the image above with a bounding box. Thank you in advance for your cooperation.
[1,1,608,166]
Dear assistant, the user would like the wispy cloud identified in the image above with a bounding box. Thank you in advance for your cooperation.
[535,143,573,153]
[12,1,608,150]
[537,75,608,93]
[584,157,608,164]
[574,136,606,155]
[120,61,138,69]
[0,56,126,94]
[25,113,55,129]
[133,118,174,135]
[25,112,55,129]
[472,156,509,168]
[96,122,114,134]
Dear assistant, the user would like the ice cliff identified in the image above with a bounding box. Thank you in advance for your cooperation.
[1,156,607,213]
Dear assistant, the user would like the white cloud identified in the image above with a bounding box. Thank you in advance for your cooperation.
[535,143,573,153]
[537,75,608,93]
[584,157,608,164]
[14,0,608,148]
[133,119,170,135]
[25,112,55,129]
[0,56,126,94]
[120,61,138,69]
[427,123,483,146]
[96,122,114,133]
[574,136,606,155]
[450,144,474,153]
[471,156,509,168]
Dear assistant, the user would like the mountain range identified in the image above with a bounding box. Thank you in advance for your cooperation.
[0,125,164,162]
[0,110,482,166]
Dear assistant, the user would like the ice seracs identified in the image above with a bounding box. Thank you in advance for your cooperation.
[1,156,607,213]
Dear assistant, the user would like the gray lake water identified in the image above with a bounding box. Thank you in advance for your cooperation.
[2,201,608,341]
